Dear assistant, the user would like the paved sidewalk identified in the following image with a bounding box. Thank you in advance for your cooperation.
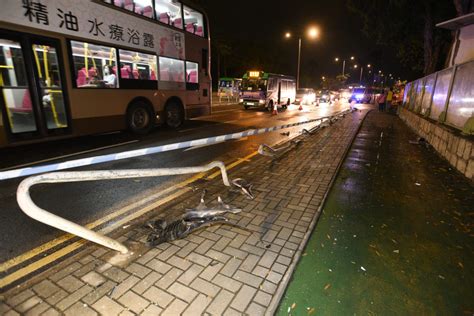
[278,110,474,315]
[0,108,368,315]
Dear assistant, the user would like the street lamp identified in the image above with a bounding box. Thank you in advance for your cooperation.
[334,56,356,77]
[358,64,371,84]
[285,26,320,89]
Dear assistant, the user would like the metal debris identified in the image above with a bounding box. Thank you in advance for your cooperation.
[146,190,247,246]
[409,137,430,148]
[231,178,255,199]
[258,140,301,159]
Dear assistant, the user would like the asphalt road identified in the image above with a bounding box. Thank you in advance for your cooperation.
[0,101,349,263]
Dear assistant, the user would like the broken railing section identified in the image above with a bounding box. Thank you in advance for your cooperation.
[258,108,355,159]
[231,178,254,200]
[258,140,302,159]
[16,161,254,254]
[146,189,250,246]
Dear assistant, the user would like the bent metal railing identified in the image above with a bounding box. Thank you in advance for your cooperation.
[258,108,354,158]
[16,161,231,254]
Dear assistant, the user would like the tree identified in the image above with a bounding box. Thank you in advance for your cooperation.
[453,0,474,15]
[347,0,456,76]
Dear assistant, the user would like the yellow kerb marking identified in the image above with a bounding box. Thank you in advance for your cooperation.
[207,151,258,180]
[0,154,252,286]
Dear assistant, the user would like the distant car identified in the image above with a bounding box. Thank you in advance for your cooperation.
[295,88,316,105]
[349,88,371,103]
[318,90,331,103]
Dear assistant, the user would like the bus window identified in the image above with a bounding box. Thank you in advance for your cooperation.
[0,38,37,133]
[155,0,183,28]
[185,61,198,83]
[109,0,154,18]
[159,56,184,82]
[119,50,157,81]
[70,40,118,89]
[268,78,277,91]
[185,61,198,91]
[242,79,267,91]
[183,6,205,36]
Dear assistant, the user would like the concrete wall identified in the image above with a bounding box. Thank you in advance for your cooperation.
[399,107,474,181]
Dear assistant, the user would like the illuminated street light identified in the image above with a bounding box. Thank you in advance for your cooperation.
[308,27,320,39]
[334,55,356,77]
[367,64,371,68]
[284,26,320,89]
[354,64,358,68]
[322,76,326,80]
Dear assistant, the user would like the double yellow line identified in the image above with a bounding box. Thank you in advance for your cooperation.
[0,152,258,289]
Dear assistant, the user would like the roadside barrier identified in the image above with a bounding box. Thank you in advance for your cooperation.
[16,161,232,254]
[0,109,352,181]
[258,108,353,159]
[14,108,353,253]
[258,140,302,158]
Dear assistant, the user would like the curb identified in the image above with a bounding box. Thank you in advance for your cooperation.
[267,109,372,315]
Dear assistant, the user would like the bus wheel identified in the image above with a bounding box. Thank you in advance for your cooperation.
[127,101,153,135]
[165,101,184,128]
[267,100,273,112]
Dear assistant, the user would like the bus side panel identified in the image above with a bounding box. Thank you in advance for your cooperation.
[184,33,210,118]
[280,80,296,104]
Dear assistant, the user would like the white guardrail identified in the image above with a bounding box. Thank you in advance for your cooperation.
[16,161,232,254]
[11,108,353,254]
[0,109,351,181]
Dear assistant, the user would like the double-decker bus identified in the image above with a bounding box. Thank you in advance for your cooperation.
[240,71,296,111]
[0,0,210,148]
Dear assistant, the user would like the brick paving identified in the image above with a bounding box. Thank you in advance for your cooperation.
[0,109,368,315]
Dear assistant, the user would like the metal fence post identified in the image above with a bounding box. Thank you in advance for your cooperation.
[426,72,438,117]
[439,65,458,123]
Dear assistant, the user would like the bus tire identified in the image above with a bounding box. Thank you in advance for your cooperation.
[126,101,154,135]
[165,100,184,128]
[267,100,273,112]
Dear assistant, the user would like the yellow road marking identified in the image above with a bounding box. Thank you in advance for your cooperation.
[0,170,210,273]
[207,151,259,180]
[0,154,255,287]
[0,187,191,289]
[0,241,86,289]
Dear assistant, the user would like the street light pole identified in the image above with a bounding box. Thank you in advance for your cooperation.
[286,27,319,90]
[359,67,363,84]
[297,37,301,89]
[342,60,346,77]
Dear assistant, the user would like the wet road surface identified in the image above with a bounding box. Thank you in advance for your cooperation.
[0,102,347,263]
[278,110,474,315]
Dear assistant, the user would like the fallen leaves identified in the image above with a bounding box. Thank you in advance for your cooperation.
[324,283,331,290]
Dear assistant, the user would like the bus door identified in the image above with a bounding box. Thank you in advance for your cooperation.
[0,31,70,142]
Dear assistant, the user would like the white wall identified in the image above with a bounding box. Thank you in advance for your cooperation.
[453,24,474,65]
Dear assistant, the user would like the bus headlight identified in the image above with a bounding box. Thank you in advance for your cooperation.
[259,99,266,105]
[239,98,244,103]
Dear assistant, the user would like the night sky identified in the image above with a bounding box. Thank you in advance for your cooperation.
[195,0,422,87]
